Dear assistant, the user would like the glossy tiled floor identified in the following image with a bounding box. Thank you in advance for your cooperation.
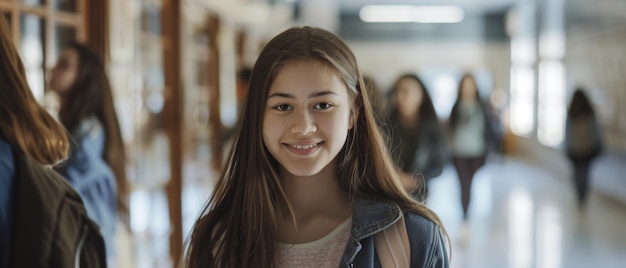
[426,143,626,268]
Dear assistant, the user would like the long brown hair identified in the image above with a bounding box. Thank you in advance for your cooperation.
[185,26,446,267]
[0,16,68,164]
[56,42,129,223]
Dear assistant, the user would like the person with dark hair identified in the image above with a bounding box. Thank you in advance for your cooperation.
[565,88,603,208]
[448,73,496,222]
[0,17,106,267]
[387,73,448,201]
[362,75,388,127]
[48,41,128,260]
[185,26,449,267]
[219,66,254,164]
[236,66,252,109]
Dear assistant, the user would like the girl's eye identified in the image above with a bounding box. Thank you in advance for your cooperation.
[273,104,292,111]
[314,103,333,110]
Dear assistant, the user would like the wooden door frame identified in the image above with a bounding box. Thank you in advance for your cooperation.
[162,0,183,264]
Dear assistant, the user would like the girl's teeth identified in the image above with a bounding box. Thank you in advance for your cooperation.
[292,143,317,150]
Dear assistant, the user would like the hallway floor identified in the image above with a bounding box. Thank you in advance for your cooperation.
[426,141,626,268]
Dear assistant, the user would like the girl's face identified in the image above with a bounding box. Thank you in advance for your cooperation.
[395,78,423,118]
[49,48,79,94]
[461,77,477,102]
[263,60,354,177]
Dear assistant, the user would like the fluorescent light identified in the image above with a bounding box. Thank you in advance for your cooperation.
[359,5,464,23]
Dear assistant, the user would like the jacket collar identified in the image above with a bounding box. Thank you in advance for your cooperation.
[341,196,403,266]
[351,197,402,239]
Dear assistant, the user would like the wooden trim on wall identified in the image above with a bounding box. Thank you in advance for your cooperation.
[161,0,183,264]
[84,0,108,62]
[208,14,222,171]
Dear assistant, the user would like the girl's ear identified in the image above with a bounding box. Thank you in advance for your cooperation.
[349,97,360,130]
[349,110,357,130]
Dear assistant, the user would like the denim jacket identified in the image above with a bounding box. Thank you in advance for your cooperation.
[54,117,117,256]
[340,198,449,268]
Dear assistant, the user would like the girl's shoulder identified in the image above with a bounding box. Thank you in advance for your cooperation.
[402,210,441,233]
[73,116,104,140]
[401,210,449,266]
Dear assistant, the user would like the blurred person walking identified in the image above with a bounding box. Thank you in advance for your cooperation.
[0,17,106,267]
[565,88,603,208]
[448,73,496,222]
[387,74,448,201]
[49,41,128,262]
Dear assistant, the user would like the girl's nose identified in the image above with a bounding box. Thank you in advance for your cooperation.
[290,110,317,135]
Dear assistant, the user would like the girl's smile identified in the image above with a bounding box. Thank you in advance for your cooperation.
[284,141,325,156]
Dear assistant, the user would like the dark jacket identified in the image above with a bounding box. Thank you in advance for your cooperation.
[11,150,106,268]
[340,198,449,267]
[389,117,449,181]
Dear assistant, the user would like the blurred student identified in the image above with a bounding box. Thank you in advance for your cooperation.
[565,88,603,207]
[49,42,128,259]
[448,73,496,221]
[218,66,253,168]
[236,67,252,110]
[185,26,449,267]
[388,74,448,201]
[0,17,106,267]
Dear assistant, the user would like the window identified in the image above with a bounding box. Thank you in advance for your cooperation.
[0,0,85,101]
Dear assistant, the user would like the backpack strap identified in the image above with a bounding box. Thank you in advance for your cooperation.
[375,214,411,268]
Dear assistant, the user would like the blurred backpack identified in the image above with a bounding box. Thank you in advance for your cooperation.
[11,151,107,268]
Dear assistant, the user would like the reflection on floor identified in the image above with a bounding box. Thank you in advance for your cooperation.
[426,149,626,268]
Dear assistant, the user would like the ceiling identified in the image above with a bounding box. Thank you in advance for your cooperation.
[332,0,514,41]
[337,0,515,15]
[273,0,626,41]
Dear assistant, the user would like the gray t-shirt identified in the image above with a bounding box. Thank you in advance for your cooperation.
[277,217,352,267]
[451,102,486,157]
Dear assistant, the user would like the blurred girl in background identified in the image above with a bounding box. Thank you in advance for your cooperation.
[448,73,496,221]
[387,74,448,201]
[565,88,603,208]
[49,42,128,261]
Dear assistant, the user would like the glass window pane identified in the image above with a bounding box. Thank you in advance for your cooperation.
[52,23,77,63]
[19,14,45,101]
[21,0,44,6]
[53,0,77,13]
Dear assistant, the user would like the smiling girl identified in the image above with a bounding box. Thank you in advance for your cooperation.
[185,26,449,268]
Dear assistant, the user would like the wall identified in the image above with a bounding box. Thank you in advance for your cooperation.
[347,40,511,106]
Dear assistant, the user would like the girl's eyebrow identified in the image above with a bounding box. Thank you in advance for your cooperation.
[267,90,338,99]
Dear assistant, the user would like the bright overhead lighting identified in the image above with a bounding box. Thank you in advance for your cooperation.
[359,5,465,23]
